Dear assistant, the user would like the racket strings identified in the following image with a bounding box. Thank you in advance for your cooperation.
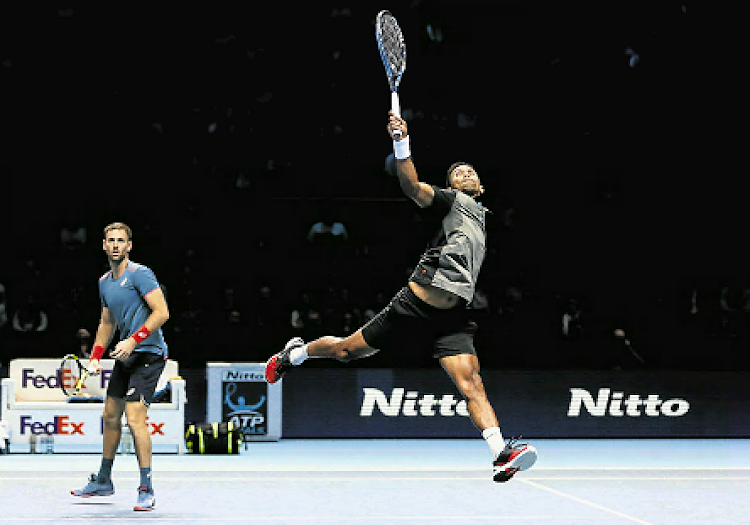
[61,357,84,395]
[379,16,405,73]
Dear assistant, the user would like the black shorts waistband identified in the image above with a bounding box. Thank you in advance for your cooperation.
[401,285,467,313]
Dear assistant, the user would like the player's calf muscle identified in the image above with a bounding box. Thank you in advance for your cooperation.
[309,335,368,362]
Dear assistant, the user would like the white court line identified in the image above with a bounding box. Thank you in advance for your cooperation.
[521,479,655,525]
[0,516,619,522]
[2,475,750,481]
[4,466,750,473]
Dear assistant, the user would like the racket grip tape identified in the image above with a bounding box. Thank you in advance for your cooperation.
[391,92,402,140]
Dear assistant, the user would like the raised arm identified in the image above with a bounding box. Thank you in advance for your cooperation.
[387,111,435,208]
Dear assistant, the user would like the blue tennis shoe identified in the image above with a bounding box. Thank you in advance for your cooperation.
[134,486,156,511]
[71,473,115,497]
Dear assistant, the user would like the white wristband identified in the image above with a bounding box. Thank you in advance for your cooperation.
[393,136,411,160]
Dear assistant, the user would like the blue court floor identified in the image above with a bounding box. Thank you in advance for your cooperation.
[0,439,748,524]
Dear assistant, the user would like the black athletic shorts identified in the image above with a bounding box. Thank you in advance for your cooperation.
[107,351,166,406]
[361,285,478,359]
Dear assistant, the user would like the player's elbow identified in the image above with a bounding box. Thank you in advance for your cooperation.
[399,179,421,200]
[404,187,432,208]
[155,307,170,325]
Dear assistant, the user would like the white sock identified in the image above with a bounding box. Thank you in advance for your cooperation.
[289,344,309,366]
[482,427,505,459]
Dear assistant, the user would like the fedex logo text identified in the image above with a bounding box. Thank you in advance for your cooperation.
[21,368,112,389]
[20,415,85,435]
[99,417,166,435]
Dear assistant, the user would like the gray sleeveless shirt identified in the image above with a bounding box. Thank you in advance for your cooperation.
[409,185,488,303]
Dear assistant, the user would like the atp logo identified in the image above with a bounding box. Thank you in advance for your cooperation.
[223,382,267,435]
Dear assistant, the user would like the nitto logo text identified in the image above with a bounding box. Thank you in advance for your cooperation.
[360,388,469,417]
[567,388,690,417]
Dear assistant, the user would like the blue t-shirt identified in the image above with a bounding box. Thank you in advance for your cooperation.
[98,260,168,357]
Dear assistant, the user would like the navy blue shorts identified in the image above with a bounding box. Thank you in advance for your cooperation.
[361,286,478,359]
[107,352,165,406]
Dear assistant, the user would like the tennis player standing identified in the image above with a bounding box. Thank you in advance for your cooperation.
[71,222,169,511]
[266,113,537,482]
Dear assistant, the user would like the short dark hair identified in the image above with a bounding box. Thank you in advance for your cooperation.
[103,222,132,241]
[446,161,476,187]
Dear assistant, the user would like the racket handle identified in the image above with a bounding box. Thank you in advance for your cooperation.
[391,92,402,140]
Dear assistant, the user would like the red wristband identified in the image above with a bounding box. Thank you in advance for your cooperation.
[131,325,152,344]
[91,345,105,360]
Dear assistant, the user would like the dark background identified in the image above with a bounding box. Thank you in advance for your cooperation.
[1,3,738,373]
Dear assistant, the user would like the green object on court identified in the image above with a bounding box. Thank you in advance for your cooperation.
[185,422,242,454]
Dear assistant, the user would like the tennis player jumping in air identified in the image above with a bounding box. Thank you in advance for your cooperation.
[71,222,169,510]
[266,112,537,482]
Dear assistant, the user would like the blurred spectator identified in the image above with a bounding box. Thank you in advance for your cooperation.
[718,283,750,341]
[12,293,48,333]
[307,219,349,243]
[11,292,50,357]
[61,225,87,247]
[498,286,524,321]
[306,209,350,280]
[76,328,92,358]
[469,287,491,335]
[559,296,586,340]
[289,290,324,342]
[0,283,8,332]
[173,289,204,341]
[323,285,360,336]
[301,306,324,342]
[290,291,313,335]
[222,287,239,315]
[362,290,388,325]
[341,311,357,336]
[609,328,646,370]
[470,287,490,314]
[252,284,283,354]
[717,281,750,368]
[218,309,250,361]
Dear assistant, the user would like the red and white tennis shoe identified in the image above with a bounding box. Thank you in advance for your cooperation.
[264,337,305,384]
[493,437,537,482]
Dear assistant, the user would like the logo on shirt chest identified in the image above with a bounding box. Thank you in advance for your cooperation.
[120,277,128,287]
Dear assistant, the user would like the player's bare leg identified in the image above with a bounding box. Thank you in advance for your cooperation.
[439,354,498,431]
[440,353,537,482]
[126,399,156,511]
[265,330,378,383]
[307,330,379,362]
[102,396,125,457]
[126,400,151,469]
[71,396,124,497]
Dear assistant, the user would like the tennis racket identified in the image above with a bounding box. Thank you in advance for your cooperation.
[59,354,93,397]
[375,10,407,140]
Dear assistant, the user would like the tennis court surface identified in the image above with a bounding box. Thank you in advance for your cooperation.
[1,439,748,524]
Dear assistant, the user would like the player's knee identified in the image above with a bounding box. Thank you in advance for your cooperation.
[102,412,121,430]
[331,336,369,362]
[455,373,484,400]
[124,405,147,428]
[333,345,356,362]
